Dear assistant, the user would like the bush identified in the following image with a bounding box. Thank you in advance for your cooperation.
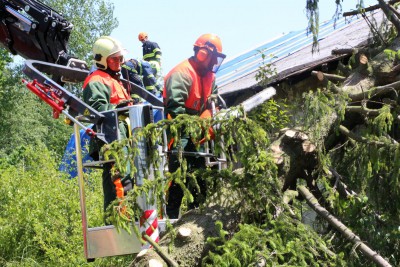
[0,144,132,266]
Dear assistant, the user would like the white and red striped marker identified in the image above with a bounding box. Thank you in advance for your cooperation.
[140,209,159,248]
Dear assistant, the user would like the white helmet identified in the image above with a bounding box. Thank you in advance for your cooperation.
[93,36,126,69]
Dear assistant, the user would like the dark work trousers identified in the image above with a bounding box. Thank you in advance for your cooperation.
[166,138,206,219]
[102,163,133,212]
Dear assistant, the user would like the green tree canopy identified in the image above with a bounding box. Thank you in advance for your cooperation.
[43,0,119,61]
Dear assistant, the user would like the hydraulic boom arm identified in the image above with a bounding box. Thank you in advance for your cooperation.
[0,0,163,142]
[0,0,72,63]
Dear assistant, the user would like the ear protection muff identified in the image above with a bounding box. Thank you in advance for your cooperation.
[196,48,209,62]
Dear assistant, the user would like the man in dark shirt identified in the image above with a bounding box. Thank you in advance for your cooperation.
[138,32,162,87]
[121,58,162,97]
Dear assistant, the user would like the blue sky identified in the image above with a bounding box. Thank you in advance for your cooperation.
[111,0,376,74]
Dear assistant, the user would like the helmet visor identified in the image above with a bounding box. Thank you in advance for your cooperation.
[203,41,225,73]
[211,52,226,73]
[108,49,128,63]
[109,48,128,58]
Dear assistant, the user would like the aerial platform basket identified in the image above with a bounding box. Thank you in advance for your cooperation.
[74,104,170,261]
[21,60,170,261]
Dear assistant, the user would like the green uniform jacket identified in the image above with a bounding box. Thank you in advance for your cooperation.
[82,69,130,158]
[83,69,130,112]
[163,58,217,118]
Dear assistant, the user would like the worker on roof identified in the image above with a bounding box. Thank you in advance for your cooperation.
[121,58,162,97]
[82,36,133,214]
[138,32,163,89]
[163,33,226,219]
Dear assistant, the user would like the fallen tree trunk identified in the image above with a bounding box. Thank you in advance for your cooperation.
[270,128,319,192]
[345,105,381,116]
[298,186,392,267]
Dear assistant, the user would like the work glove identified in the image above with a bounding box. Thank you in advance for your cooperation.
[110,169,121,182]
[122,178,133,195]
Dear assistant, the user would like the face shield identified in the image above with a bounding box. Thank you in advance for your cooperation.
[210,52,226,73]
[204,41,226,73]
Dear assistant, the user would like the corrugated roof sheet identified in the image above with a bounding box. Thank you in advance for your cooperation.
[216,10,385,95]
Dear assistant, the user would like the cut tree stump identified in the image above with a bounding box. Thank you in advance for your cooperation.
[130,206,240,267]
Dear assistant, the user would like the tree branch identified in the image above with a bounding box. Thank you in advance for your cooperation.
[310,71,341,93]
[298,186,392,267]
[348,80,400,101]
[343,0,400,17]
[329,168,357,198]
[331,48,367,55]
[388,3,400,20]
[142,234,179,267]
[337,61,352,77]
[345,105,381,116]
[311,71,346,83]
[378,0,400,34]
[339,125,385,146]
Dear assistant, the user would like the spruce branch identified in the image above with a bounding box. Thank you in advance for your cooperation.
[298,186,392,267]
[339,125,385,146]
[142,234,179,267]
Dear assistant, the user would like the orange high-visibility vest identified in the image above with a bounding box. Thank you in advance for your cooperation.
[114,178,127,215]
[83,70,130,105]
[163,59,215,116]
[113,178,124,199]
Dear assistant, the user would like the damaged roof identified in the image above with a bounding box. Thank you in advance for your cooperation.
[216,10,385,96]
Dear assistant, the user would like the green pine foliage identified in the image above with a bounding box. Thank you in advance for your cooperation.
[203,219,345,266]
[104,106,350,265]
[106,107,281,227]
[329,140,400,265]
[299,89,400,266]
[248,99,291,135]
